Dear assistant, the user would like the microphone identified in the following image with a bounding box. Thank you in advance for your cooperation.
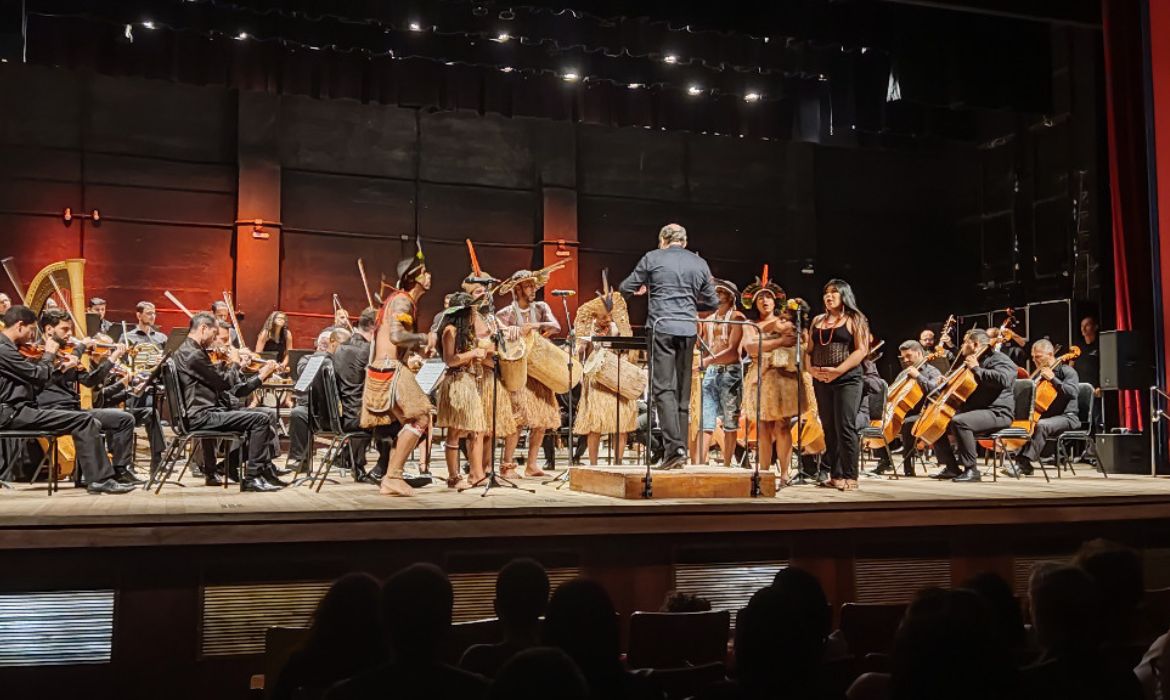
[551,290,576,297]
[465,275,499,285]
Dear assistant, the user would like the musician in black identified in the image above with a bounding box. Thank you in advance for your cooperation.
[333,307,394,481]
[930,328,1018,482]
[91,359,166,475]
[919,328,954,374]
[873,341,943,477]
[0,306,134,494]
[173,312,283,492]
[124,301,168,348]
[1005,339,1080,477]
[37,309,143,485]
[87,297,114,335]
[287,328,348,474]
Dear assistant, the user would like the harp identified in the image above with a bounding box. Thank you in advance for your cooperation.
[25,259,88,337]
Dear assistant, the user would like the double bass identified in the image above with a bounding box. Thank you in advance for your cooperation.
[866,316,955,448]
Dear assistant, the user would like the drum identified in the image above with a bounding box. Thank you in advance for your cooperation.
[497,339,527,393]
[584,349,647,401]
[524,333,583,393]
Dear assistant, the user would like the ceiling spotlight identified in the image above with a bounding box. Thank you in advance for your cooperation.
[409,21,422,32]
[235,32,249,40]
[744,92,761,103]
[628,82,643,89]
[142,20,156,29]
[495,32,510,42]
[664,54,679,64]
[562,71,580,82]
[861,46,869,54]
[500,66,514,73]
[817,74,828,82]
[687,85,703,96]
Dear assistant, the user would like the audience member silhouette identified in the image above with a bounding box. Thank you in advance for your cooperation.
[961,571,1028,657]
[489,646,589,700]
[1074,538,1148,648]
[271,573,385,700]
[460,558,550,678]
[659,590,713,612]
[325,563,488,700]
[1020,564,1142,700]
[543,578,664,700]
[887,588,1018,700]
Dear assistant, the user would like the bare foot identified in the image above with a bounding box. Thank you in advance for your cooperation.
[448,477,473,490]
[523,466,547,478]
[379,476,415,497]
[500,464,520,480]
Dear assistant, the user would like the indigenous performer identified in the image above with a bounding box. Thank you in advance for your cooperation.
[0,305,135,494]
[573,285,640,465]
[362,239,434,497]
[810,279,871,491]
[697,279,745,466]
[496,266,564,477]
[433,293,494,489]
[740,269,806,484]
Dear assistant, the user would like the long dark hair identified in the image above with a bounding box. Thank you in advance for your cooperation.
[823,278,868,332]
[437,292,476,357]
[262,310,288,339]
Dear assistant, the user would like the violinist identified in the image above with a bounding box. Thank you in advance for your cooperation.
[36,309,144,485]
[929,328,1018,482]
[287,328,348,475]
[0,292,10,315]
[990,326,1028,368]
[211,302,239,345]
[91,347,167,475]
[211,320,287,482]
[0,305,134,494]
[255,311,293,368]
[872,341,943,477]
[1003,340,1080,478]
[173,312,283,492]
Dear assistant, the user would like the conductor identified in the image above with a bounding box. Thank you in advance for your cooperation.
[620,223,719,470]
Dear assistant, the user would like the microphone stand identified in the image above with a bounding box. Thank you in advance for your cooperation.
[461,296,534,496]
[543,294,577,487]
[788,309,818,486]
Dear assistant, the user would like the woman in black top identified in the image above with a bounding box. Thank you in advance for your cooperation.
[810,279,870,491]
[255,311,292,367]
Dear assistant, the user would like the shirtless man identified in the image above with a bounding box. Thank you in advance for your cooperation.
[696,280,746,465]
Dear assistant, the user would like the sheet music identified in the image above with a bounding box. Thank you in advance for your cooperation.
[415,358,447,395]
[294,355,327,392]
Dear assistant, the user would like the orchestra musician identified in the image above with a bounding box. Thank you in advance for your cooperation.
[919,327,953,374]
[1003,339,1081,478]
[36,308,144,485]
[0,292,11,315]
[211,301,240,345]
[990,325,1028,368]
[810,279,871,492]
[334,308,394,483]
[496,269,562,478]
[90,341,167,475]
[361,252,435,497]
[124,301,167,348]
[696,280,745,467]
[255,311,293,369]
[173,312,284,492]
[87,297,113,335]
[286,328,349,475]
[872,341,943,477]
[0,305,135,494]
[929,328,1018,482]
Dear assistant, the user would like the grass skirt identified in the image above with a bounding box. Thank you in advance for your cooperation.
[478,372,517,437]
[436,371,486,433]
[573,376,638,435]
[511,376,561,430]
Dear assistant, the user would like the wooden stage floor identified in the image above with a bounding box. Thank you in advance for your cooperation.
[2,461,1168,550]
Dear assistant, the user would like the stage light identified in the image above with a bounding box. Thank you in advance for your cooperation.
[687,85,703,96]
[562,71,580,82]
[409,21,422,32]
[628,82,643,89]
[500,66,514,73]
[495,32,510,43]
[817,74,828,81]
[142,20,155,29]
[236,32,249,40]
[744,92,761,103]
[664,54,679,64]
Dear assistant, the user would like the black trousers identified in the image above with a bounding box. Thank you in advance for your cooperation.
[187,409,270,477]
[288,405,312,469]
[650,333,697,460]
[90,408,136,469]
[899,414,921,471]
[126,406,166,468]
[1021,414,1079,462]
[6,405,115,484]
[813,367,864,480]
[341,414,394,475]
[933,408,1011,470]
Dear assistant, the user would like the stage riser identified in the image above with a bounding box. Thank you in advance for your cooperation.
[4,516,1170,699]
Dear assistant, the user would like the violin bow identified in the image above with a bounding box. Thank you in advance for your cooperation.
[357,259,374,309]
[47,274,84,333]
[221,291,247,350]
[163,290,195,319]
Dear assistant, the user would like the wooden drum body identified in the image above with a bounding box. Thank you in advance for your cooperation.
[497,340,528,393]
[584,349,647,401]
[525,333,583,393]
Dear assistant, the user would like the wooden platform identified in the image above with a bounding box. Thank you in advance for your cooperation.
[569,465,776,499]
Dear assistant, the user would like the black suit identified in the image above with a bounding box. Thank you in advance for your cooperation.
[1020,364,1080,462]
[288,351,334,470]
[933,350,1017,472]
[38,350,138,473]
[332,333,393,475]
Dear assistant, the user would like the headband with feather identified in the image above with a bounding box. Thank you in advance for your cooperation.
[740,264,785,309]
[599,268,614,312]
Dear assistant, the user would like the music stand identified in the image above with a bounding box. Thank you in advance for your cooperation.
[289,355,328,486]
[589,335,646,466]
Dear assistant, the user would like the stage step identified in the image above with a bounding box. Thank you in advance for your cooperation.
[569,465,777,499]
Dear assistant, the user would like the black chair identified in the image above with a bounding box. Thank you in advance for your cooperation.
[858,380,899,479]
[0,429,65,496]
[990,379,1046,482]
[1056,382,1098,478]
[308,364,368,493]
[148,359,251,493]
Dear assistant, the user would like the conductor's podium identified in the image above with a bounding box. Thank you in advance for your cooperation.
[569,465,776,500]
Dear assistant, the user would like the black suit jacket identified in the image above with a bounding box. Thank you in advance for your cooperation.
[332,334,370,427]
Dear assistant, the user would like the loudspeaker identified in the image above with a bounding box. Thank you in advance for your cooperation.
[1099,331,1154,390]
[1095,432,1150,474]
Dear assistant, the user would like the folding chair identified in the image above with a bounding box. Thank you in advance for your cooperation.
[990,379,1045,482]
[147,359,250,493]
[858,380,899,479]
[0,430,65,496]
[309,364,369,493]
[1055,383,1097,477]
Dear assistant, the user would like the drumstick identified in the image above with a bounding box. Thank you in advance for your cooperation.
[164,290,195,319]
[357,259,374,309]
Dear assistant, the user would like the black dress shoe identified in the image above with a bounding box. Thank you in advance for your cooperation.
[953,467,982,482]
[653,454,687,471]
[114,466,145,485]
[271,466,293,478]
[87,478,136,495]
[872,460,893,475]
[204,475,225,487]
[260,466,289,487]
[931,466,962,480]
[240,476,282,492]
[1000,464,1023,479]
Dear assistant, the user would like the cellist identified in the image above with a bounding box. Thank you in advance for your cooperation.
[929,328,1018,482]
[1003,339,1080,478]
[872,340,943,477]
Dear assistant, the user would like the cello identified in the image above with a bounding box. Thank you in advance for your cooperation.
[866,316,955,449]
[994,346,1081,452]
[911,342,992,449]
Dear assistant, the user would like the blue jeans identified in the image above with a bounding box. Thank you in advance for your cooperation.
[701,364,743,432]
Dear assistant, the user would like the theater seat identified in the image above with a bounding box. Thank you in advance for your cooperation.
[627,610,731,669]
